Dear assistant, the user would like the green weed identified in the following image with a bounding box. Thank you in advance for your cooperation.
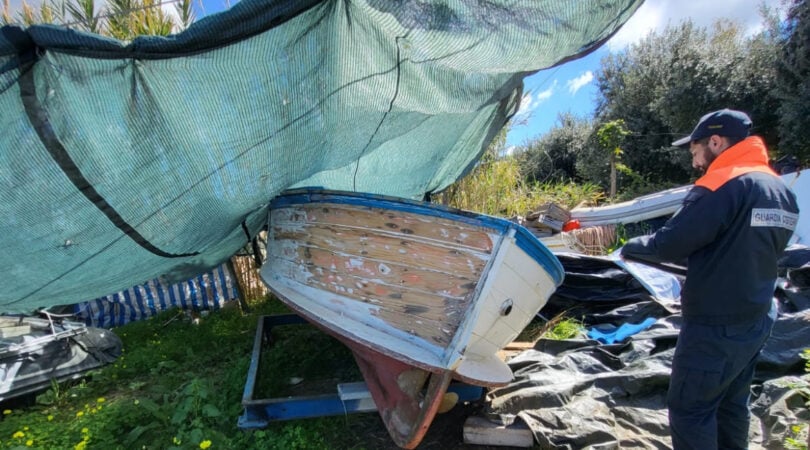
[0,298,344,449]
[517,313,584,342]
[440,156,604,217]
[543,317,585,340]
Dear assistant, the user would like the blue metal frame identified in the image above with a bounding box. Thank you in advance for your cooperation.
[238,314,484,428]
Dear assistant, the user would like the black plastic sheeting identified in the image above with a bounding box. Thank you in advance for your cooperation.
[483,248,810,449]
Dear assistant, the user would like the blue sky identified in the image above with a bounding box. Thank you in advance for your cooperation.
[505,0,778,151]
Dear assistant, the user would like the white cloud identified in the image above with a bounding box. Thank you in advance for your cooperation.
[608,0,785,50]
[536,85,554,102]
[515,80,557,120]
[566,71,593,95]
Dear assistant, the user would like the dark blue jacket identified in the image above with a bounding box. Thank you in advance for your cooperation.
[621,137,799,325]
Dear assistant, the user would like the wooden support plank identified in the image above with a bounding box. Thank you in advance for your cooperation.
[463,416,534,447]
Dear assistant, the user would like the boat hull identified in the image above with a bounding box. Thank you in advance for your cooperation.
[261,189,563,447]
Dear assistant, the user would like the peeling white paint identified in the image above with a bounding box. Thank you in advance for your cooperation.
[348,258,364,267]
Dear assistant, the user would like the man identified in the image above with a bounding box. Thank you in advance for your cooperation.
[620,109,799,450]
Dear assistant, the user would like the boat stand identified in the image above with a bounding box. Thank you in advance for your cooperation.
[238,314,484,428]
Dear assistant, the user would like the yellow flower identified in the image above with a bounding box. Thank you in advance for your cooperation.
[13,431,25,438]
[2,409,11,415]
[47,415,54,421]
[199,440,212,449]
[75,441,87,450]
[173,436,182,445]
[23,426,29,431]
[82,428,89,434]
[76,411,84,418]
[96,397,105,403]
[26,439,33,447]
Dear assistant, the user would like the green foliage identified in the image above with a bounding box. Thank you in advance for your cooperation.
[65,0,99,33]
[596,119,631,198]
[3,0,184,37]
[442,157,535,217]
[106,0,174,40]
[776,0,810,161]
[596,119,630,156]
[612,163,678,202]
[175,0,196,31]
[0,298,382,449]
[594,17,783,185]
[443,126,606,217]
[785,424,808,450]
[442,156,605,217]
[543,317,584,340]
[528,180,605,210]
[516,113,594,183]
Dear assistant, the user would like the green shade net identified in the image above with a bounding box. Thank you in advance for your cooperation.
[0,0,642,312]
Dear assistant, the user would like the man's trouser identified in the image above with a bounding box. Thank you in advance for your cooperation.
[667,306,776,450]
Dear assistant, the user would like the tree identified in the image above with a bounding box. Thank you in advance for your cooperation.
[516,112,593,184]
[596,120,630,198]
[595,18,782,185]
[776,0,810,161]
[1,0,191,37]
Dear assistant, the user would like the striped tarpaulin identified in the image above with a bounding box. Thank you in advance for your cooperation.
[73,264,239,328]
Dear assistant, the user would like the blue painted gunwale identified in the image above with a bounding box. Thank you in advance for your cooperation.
[270,188,564,286]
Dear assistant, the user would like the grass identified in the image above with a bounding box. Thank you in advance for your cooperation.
[0,293,592,449]
[516,313,585,342]
[0,297,391,450]
[440,157,604,217]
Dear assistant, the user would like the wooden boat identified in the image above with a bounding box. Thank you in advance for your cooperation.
[260,189,564,448]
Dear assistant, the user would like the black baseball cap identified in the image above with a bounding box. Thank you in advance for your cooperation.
[672,109,752,147]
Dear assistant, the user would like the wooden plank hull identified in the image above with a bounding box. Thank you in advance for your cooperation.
[261,189,564,447]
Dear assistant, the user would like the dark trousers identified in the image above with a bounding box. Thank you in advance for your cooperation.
[667,306,775,450]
